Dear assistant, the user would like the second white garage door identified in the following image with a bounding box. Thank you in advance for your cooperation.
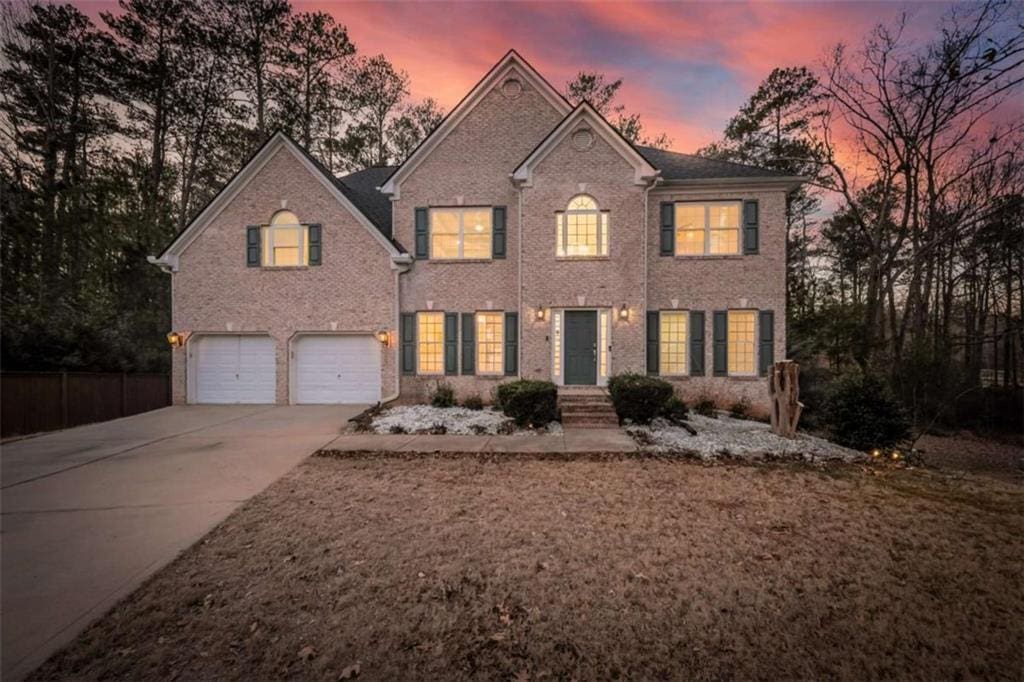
[293,335,381,404]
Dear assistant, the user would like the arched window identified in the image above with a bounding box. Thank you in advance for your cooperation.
[556,194,608,257]
[264,210,308,266]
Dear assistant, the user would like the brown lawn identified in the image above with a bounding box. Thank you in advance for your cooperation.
[31,453,1023,681]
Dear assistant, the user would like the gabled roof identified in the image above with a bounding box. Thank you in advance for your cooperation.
[379,50,571,199]
[512,102,659,187]
[636,145,799,183]
[150,132,407,271]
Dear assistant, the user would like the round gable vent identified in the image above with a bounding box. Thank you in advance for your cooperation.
[501,78,523,100]
[571,128,595,151]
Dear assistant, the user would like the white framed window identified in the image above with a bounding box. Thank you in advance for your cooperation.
[675,201,741,256]
[728,310,756,375]
[659,311,688,375]
[417,312,444,375]
[551,311,562,379]
[263,210,309,266]
[598,308,610,380]
[476,312,504,375]
[557,195,608,257]
[430,207,492,259]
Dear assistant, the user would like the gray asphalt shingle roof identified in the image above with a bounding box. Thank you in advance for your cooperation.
[635,145,794,181]
[337,166,396,238]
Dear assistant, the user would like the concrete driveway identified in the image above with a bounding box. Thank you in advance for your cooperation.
[1,404,363,681]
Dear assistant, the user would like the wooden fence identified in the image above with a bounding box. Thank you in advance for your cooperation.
[1,372,171,438]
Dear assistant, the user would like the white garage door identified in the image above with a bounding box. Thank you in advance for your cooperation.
[294,335,381,404]
[194,335,276,404]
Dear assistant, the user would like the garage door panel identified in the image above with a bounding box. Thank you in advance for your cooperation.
[194,335,276,404]
[294,335,380,404]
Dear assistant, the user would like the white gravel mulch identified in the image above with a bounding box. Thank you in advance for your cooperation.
[370,405,563,436]
[626,413,865,463]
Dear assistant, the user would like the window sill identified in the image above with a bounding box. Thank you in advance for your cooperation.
[722,375,762,381]
[673,255,744,261]
[426,258,494,264]
[257,265,310,271]
[555,256,610,262]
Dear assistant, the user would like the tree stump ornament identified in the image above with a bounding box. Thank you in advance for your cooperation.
[769,360,803,438]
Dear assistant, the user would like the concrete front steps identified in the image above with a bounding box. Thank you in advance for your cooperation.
[558,387,619,429]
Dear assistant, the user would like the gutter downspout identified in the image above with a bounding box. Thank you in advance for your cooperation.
[643,174,663,370]
[381,255,412,405]
[517,182,524,378]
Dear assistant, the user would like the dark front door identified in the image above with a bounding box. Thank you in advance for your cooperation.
[564,311,598,385]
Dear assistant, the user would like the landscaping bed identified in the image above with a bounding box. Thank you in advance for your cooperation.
[31,455,1022,680]
[626,413,865,463]
[366,405,562,436]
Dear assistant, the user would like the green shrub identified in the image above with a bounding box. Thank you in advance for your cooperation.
[823,371,911,450]
[607,373,674,425]
[693,394,717,418]
[462,394,484,411]
[429,381,456,408]
[659,395,689,424]
[728,397,751,420]
[495,380,558,426]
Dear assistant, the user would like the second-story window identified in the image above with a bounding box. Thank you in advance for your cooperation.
[557,195,608,257]
[263,210,308,266]
[430,207,492,259]
[675,201,741,256]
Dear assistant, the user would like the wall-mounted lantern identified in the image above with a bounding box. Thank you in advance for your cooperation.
[166,331,186,348]
[535,306,546,321]
[377,330,393,347]
[618,304,630,321]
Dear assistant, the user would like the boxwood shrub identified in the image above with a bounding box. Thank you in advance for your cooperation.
[607,373,675,425]
[495,380,558,426]
[823,370,911,450]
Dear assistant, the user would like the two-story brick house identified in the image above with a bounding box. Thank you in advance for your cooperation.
[150,51,801,414]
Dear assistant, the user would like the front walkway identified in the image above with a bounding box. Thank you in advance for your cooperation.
[1,405,363,681]
[320,428,637,454]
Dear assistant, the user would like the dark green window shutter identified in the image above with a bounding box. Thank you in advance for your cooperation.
[444,313,458,375]
[492,206,507,259]
[246,225,260,266]
[400,313,416,375]
[503,312,518,376]
[414,207,428,258]
[461,312,475,375]
[646,310,660,375]
[712,311,728,376]
[743,200,759,254]
[307,223,322,265]
[659,202,674,256]
[689,310,705,376]
[759,310,774,376]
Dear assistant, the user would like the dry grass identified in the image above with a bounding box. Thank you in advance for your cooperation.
[31,454,1023,681]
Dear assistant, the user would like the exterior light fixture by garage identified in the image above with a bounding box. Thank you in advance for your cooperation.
[618,304,629,321]
[377,330,393,347]
[166,331,186,348]
[535,306,546,321]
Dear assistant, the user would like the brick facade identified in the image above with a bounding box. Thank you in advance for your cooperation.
[164,53,792,413]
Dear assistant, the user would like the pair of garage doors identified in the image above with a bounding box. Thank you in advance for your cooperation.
[192,334,380,404]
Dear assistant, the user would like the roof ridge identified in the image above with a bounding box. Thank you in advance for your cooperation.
[636,144,790,176]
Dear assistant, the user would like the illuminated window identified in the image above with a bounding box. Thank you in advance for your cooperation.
[728,310,756,375]
[659,311,688,375]
[557,195,608,257]
[263,210,308,266]
[675,202,740,255]
[598,309,609,380]
[476,312,504,374]
[430,208,491,259]
[417,312,444,374]
[552,311,562,378]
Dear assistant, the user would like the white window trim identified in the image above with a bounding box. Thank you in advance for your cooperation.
[675,200,742,257]
[658,310,689,376]
[262,222,308,267]
[727,309,758,377]
[556,196,609,258]
[429,207,492,260]
[416,311,445,376]
[475,311,504,376]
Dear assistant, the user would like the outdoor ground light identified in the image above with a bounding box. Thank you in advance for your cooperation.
[166,331,185,348]
[618,304,629,321]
